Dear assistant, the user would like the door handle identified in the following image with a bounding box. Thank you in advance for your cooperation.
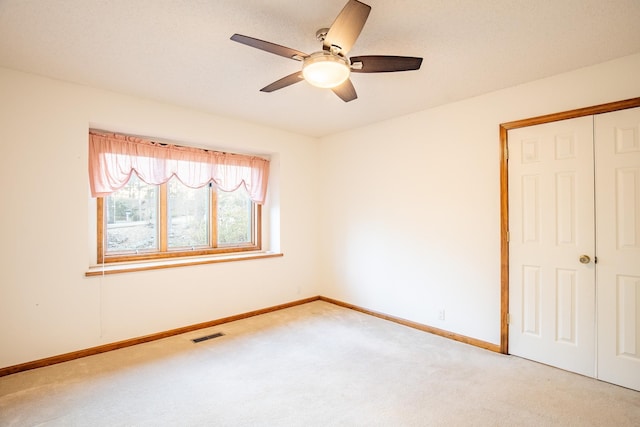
[579,255,591,264]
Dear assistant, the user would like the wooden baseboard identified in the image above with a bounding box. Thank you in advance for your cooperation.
[0,296,320,377]
[1,295,499,377]
[319,296,501,353]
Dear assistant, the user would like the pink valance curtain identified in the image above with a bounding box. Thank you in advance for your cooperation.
[88,131,270,204]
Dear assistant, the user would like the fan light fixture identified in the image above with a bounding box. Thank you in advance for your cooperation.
[302,52,350,89]
[230,0,424,102]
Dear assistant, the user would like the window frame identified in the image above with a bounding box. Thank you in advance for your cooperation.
[97,181,261,264]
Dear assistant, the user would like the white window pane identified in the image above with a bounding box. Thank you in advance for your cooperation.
[217,187,252,245]
[167,178,210,249]
[105,174,158,253]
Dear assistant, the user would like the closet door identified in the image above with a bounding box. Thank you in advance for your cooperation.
[595,106,640,391]
[508,116,596,377]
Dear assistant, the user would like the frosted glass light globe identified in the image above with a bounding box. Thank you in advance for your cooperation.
[302,52,350,89]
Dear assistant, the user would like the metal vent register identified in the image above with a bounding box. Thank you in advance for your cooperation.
[191,332,225,343]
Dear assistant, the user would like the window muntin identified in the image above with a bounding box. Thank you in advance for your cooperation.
[98,175,259,263]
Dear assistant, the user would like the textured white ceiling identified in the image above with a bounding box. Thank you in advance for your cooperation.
[1,0,639,137]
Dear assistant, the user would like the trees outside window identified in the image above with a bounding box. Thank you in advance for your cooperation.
[98,174,259,263]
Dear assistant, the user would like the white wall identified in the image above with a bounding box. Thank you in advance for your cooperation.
[0,68,321,368]
[318,53,640,345]
[2,52,640,369]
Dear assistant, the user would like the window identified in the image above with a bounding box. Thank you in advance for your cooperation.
[89,130,269,264]
[98,175,260,262]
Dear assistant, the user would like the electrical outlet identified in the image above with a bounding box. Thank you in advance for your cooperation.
[438,309,445,321]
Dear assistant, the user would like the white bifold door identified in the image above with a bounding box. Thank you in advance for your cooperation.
[508,106,640,391]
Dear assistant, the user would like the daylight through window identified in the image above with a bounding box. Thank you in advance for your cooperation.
[90,130,268,263]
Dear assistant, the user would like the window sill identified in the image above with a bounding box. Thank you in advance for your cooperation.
[85,251,283,276]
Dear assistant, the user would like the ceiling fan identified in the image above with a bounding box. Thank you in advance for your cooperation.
[230,0,423,102]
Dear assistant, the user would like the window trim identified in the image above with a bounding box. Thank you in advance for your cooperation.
[96,183,261,264]
[85,251,282,277]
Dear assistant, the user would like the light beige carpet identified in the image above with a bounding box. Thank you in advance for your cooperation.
[1,301,638,426]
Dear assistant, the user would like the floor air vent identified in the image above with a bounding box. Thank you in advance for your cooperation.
[192,332,225,343]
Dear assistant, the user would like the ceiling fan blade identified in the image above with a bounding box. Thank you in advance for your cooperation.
[260,71,304,92]
[350,55,423,73]
[323,0,371,55]
[231,34,308,60]
[331,78,358,102]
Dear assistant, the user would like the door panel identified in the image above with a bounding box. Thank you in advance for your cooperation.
[508,116,596,377]
[595,106,640,391]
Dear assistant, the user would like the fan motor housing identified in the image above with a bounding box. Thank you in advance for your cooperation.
[315,28,330,41]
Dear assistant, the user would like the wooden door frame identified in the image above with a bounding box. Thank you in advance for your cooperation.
[499,97,640,354]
